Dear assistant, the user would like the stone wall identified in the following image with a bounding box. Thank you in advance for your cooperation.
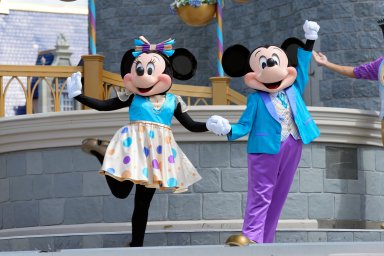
[1,142,384,230]
[96,0,384,110]
[1,141,384,251]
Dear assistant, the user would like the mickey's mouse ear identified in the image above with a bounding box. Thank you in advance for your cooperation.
[222,44,251,77]
[120,49,136,78]
[170,48,197,80]
[281,38,305,68]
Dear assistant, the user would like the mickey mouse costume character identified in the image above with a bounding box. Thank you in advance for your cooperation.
[67,36,208,247]
[207,20,321,245]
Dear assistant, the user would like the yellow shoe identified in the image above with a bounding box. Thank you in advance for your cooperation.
[81,138,109,157]
[225,234,252,247]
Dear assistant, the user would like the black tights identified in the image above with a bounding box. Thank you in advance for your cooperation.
[93,151,156,247]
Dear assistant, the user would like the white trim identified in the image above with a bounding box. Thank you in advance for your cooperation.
[6,2,88,15]
[0,106,382,154]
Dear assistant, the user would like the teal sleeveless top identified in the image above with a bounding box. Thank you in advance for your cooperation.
[129,93,178,126]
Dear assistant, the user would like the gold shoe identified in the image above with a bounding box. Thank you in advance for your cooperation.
[225,234,252,247]
[81,138,109,157]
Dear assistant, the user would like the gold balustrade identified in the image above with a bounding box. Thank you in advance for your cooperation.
[0,55,246,117]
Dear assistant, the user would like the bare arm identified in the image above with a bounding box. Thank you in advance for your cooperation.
[312,51,356,78]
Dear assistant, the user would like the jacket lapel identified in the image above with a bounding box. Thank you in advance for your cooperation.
[260,91,280,123]
[285,86,297,116]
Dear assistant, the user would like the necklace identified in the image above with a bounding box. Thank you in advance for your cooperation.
[147,95,166,114]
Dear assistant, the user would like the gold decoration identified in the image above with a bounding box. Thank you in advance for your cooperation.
[176,4,216,27]
[225,234,253,246]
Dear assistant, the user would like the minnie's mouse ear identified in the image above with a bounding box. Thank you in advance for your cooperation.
[120,49,136,78]
[281,37,305,68]
[170,48,197,80]
[222,44,251,77]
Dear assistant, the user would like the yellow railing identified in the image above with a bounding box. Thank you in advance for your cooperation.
[0,65,83,116]
[0,55,246,117]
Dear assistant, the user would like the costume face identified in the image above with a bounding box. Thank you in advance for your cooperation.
[123,52,172,96]
[244,46,297,93]
[120,45,197,97]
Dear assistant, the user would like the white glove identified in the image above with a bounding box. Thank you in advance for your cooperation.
[206,115,231,136]
[66,71,83,98]
[303,20,320,40]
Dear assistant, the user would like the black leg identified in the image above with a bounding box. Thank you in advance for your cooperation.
[129,184,156,247]
[105,175,134,199]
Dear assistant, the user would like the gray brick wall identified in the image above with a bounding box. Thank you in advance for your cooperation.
[96,0,384,111]
[1,142,384,231]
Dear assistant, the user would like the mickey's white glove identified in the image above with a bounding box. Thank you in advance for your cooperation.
[303,20,320,40]
[67,71,83,98]
[206,115,231,136]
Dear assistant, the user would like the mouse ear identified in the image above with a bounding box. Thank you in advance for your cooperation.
[222,44,251,77]
[170,48,197,80]
[281,37,305,68]
[120,49,136,78]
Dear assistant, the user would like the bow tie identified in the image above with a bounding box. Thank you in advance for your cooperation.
[277,91,288,109]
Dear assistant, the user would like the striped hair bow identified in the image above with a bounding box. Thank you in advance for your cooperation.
[132,36,175,57]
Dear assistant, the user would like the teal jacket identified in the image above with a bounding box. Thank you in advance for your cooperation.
[227,48,320,154]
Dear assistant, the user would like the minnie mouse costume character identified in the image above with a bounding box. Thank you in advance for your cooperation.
[67,36,208,247]
[207,21,321,245]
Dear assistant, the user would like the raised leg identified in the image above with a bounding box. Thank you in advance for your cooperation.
[81,138,109,164]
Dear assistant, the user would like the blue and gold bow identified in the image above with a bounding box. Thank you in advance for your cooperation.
[132,36,175,57]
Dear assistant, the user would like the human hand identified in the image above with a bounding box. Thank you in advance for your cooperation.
[206,115,231,136]
[312,51,328,66]
[66,71,83,98]
[303,20,320,40]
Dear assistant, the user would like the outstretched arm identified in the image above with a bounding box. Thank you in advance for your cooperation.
[74,94,133,111]
[173,104,208,132]
[312,51,356,78]
[67,72,133,111]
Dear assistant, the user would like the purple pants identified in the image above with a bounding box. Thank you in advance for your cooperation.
[243,135,302,243]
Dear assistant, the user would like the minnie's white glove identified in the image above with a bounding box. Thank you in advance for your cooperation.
[303,20,320,40]
[206,115,231,136]
[66,72,83,98]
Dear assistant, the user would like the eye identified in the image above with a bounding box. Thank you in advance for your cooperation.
[147,62,155,75]
[136,62,144,76]
[259,56,267,69]
[272,54,280,66]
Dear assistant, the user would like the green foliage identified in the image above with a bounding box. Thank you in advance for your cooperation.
[170,0,217,11]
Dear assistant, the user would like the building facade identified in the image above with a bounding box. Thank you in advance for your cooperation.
[96,0,384,111]
[0,0,88,116]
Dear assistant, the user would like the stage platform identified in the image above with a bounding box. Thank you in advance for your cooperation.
[0,242,384,256]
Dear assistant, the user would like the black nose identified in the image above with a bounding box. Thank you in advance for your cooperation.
[267,58,276,67]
